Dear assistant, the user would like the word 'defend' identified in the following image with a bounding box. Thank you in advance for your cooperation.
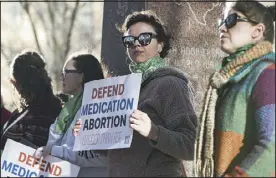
[92,84,124,99]
[18,152,62,176]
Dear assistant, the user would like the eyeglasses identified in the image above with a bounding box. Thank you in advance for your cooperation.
[61,69,81,78]
[122,32,157,48]
[217,13,258,29]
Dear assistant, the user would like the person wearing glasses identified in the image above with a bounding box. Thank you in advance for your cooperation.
[35,53,107,177]
[1,50,62,150]
[74,10,197,176]
[195,1,275,177]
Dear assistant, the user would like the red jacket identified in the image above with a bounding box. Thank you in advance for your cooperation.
[1,107,11,126]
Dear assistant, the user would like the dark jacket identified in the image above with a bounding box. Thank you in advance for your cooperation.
[1,96,62,150]
[108,67,197,176]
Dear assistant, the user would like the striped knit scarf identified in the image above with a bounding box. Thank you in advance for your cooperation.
[194,41,273,177]
[129,56,167,82]
[221,44,254,67]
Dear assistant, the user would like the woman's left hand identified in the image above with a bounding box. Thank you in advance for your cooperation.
[130,109,159,141]
[33,146,50,160]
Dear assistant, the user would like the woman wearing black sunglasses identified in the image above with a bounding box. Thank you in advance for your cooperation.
[109,10,197,176]
[195,1,275,177]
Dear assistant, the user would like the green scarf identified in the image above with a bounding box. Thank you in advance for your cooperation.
[55,91,83,134]
[222,44,254,67]
[194,41,273,177]
[129,56,167,82]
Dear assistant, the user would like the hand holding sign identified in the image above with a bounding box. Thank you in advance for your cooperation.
[130,109,160,142]
[33,146,50,160]
[73,119,82,137]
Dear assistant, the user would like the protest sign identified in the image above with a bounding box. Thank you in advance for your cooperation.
[1,139,80,177]
[73,73,142,151]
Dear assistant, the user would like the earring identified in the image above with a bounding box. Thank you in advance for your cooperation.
[158,46,163,53]
[125,57,132,65]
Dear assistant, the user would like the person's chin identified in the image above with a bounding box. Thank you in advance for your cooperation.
[220,44,234,55]
[133,57,148,64]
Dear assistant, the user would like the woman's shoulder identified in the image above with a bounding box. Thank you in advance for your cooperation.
[146,66,194,92]
[2,108,27,132]
[30,96,62,117]
[141,67,194,100]
[8,109,21,121]
[143,66,189,86]
[255,63,275,87]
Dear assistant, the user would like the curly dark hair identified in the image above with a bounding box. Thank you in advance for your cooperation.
[10,50,55,109]
[68,53,104,88]
[226,1,275,43]
[119,10,171,58]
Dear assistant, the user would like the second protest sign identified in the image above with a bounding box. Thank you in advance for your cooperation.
[73,73,142,151]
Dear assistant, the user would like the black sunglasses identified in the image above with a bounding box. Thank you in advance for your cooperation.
[61,69,81,77]
[122,32,157,48]
[217,13,258,29]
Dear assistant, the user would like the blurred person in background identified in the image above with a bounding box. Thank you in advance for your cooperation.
[1,50,62,150]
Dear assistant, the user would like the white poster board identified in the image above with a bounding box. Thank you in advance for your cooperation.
[1,139,80,177]
[73,73,142,151]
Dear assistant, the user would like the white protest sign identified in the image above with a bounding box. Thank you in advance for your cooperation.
[1,139,80,177]
[73,73,142,151]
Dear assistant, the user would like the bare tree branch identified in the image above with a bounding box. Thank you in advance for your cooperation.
[47,2,58,57]
[62,2,69,18]
[35,3,52,49]
[64,0,80,58]
[20,1,44,56]
[79,2,88,9]
[58,2,69,61]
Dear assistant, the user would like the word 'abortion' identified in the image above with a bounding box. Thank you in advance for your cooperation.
[83,114,127,131]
